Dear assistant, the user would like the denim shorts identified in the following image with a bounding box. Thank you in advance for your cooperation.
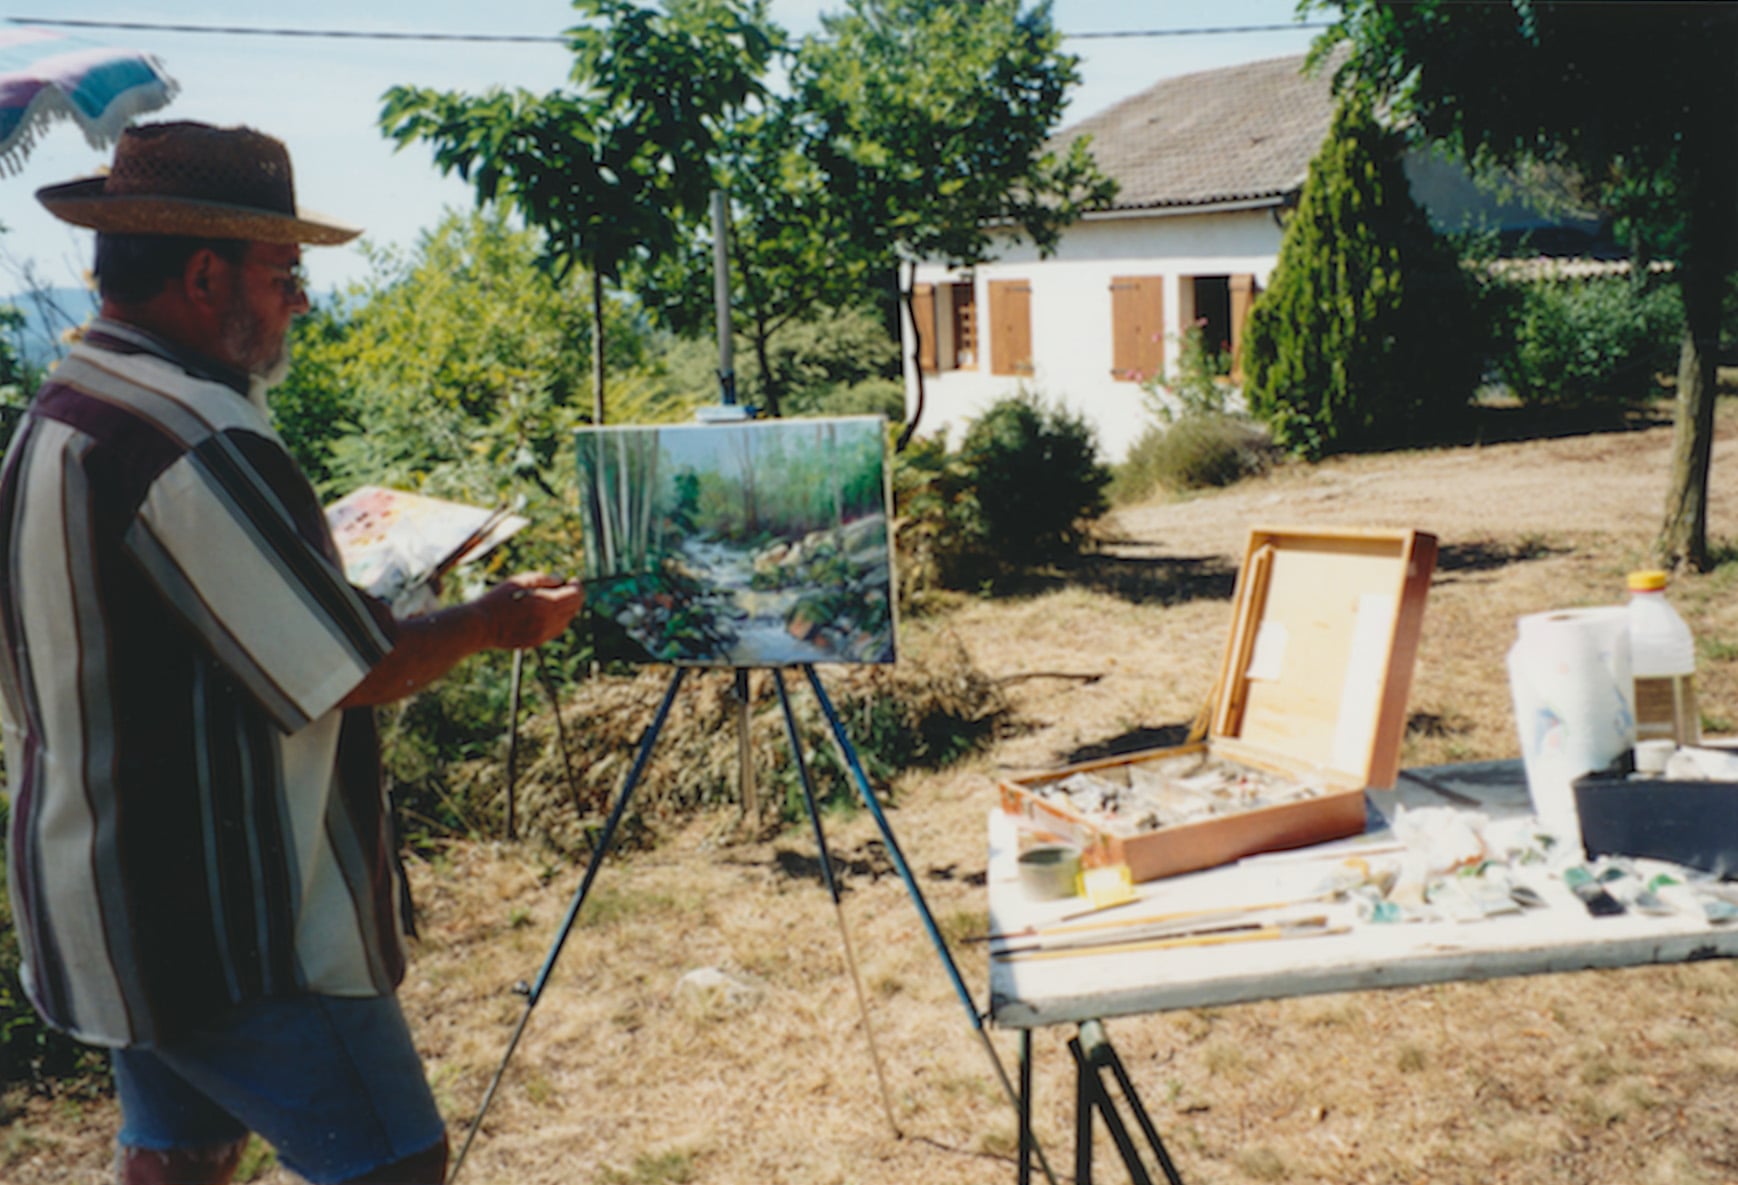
[113,993,446,1184]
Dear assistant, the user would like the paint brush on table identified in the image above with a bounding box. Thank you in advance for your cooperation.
[974,892,1340,947]
[995,915,1347,962]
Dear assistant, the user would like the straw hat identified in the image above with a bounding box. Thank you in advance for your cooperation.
[36,121,361,245]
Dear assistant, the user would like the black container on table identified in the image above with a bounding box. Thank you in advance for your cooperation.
[1574,770,1738,878]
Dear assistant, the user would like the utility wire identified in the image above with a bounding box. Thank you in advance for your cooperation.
[6,15,1325,43]
[1070,23,1330,38]
[5,17,563,42]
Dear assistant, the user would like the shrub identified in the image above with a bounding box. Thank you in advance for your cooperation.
[482,635,1008,848]
[1114,413,1277,503]
[1493,273,1683,408]
[784,377,905,422]
[654,305,899,417]
[956,392,1111,569]
[892,433,990,600]
[1243,100,1483,457]
[1116,320,1276,503]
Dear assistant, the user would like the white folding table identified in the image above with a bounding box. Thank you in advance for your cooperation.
[985,759,1738,1184]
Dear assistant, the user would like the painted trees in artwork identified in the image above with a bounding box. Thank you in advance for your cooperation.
[577,420,894,665]
[577,427,663,578]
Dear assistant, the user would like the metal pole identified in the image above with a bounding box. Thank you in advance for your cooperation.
[531,647,585,822]
[800,664,1058,1185]
[505,648,524,840]
[448,667,689,1185]
[772,668,900,1137]
[711,190,736,407]
[735,667,755,821]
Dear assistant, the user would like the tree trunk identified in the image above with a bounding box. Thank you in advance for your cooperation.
[750,311,781,418]
[591,268,607,426]
[894,260,926,453]
[1655,61,1738,572]
[1659,326,1718,571]
[736,241,782,418]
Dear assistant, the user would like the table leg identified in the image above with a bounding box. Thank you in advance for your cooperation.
[1069,1020,1185,1185]
[1019,1029,1033,1185]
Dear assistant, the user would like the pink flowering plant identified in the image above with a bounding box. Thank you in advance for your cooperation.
[1139,318,1233,424]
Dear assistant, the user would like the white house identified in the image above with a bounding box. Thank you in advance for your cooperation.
[900,52,1601,463]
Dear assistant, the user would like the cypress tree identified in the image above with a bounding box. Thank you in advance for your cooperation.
[1243,98,1480,458]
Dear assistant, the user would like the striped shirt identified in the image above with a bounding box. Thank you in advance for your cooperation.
[0,320,402,1048]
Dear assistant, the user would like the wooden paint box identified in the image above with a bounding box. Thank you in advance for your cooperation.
[999,526,1438,882]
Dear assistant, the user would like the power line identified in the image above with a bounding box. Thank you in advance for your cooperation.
[6,15,1324,44]
[5,17,563,43]
[1069,23,1330,39]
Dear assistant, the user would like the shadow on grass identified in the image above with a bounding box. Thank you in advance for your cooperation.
[1061,722,1195,767]
[771,841,894,887]
[990,551,1240,608]
[1452,399,1673,446]
[1434,537,1568,579]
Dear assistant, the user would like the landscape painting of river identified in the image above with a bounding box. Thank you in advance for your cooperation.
[576,416,896,667]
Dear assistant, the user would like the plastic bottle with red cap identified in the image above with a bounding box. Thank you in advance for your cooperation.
[1626,569,1700,746]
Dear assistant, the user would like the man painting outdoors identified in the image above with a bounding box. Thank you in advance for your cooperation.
[2,121,583,1184]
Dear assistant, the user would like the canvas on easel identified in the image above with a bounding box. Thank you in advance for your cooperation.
[575,415,896,667]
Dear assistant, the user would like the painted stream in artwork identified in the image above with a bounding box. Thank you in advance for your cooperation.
[676,537,835,665]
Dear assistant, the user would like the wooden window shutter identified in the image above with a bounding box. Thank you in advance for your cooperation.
[988,280,1033,376]
[1110,276,1165,382]
[1229,274,1259,381]
[912,283,938,374]
[951,282,978,369]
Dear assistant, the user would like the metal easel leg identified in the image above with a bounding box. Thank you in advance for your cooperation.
[772,668,901,1137]
[505,648,524,840]
[447,666,689,1185]
[733,666,756,820]
[1068,1020,1186,1185]
[799,663,1059,1185]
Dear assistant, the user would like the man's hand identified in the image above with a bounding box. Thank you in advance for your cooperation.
[341,573,585,708]
[477,573,585,650]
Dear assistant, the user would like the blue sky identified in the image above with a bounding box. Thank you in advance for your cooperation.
[2,1,1320,299]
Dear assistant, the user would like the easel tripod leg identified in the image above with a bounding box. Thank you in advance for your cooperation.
[799,664,1058,1185]
[447,667,689,1185]
[772,669,901,1137]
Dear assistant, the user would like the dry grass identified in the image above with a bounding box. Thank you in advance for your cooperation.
[14,400,1738,1184]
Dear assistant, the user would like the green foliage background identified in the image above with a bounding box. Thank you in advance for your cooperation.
[1491,273,1684,411]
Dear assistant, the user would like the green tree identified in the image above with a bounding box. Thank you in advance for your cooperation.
[297,210,698,556]
[1242,96,1480,457]
[0,304,41,452]
[380,0,780,426]
[767,0,1115,444]
[632,102,879,417]
[1309,0,1738,568]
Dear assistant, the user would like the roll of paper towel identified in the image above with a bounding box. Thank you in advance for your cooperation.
[1508,606,1636,843]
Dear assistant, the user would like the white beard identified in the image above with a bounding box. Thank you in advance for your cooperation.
[247,347,292,413]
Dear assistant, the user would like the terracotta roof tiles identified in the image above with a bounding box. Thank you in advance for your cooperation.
[1055,52,1338,213]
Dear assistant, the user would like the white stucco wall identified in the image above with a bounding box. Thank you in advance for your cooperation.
[901,205,1284,464]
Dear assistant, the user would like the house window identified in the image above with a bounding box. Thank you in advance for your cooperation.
[911,281,979,374]
[988,279,1033,376]
[950,281,977,369]
[1110,275,1165,382]
[1182,274,1260,380]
